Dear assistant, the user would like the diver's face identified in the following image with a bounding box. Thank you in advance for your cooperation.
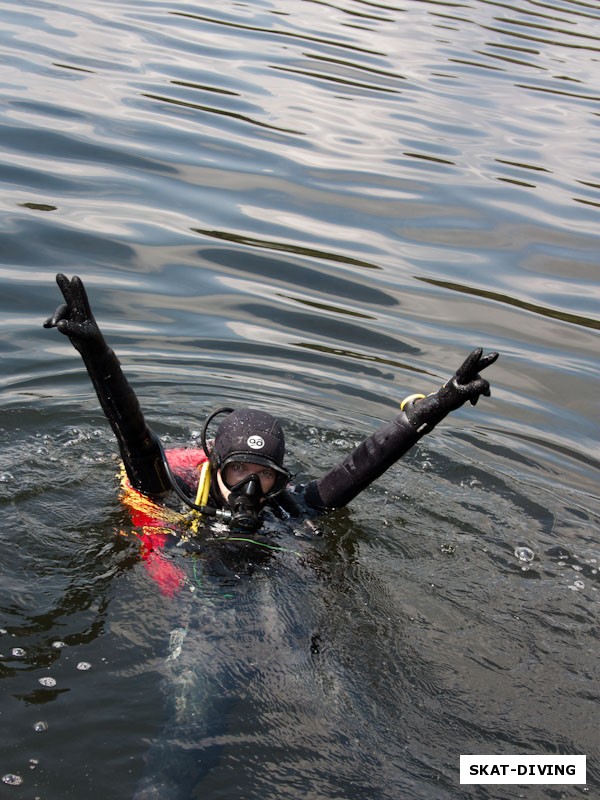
[217,461,277,501]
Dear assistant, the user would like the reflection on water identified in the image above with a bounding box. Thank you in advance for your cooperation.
[421,275,600,330]
[1,0,599,797]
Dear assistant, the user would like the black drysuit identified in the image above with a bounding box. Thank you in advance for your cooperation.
[44,274,498,527]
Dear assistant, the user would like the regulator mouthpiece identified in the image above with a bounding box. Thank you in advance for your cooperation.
[227,473,263,533]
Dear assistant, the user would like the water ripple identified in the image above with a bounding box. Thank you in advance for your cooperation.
[421,277,600,331]
[1,1,599,797]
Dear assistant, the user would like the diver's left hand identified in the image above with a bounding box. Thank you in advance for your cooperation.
[445,348,499,407]
[405,348,499,431]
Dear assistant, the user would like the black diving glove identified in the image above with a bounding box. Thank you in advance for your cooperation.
[43,273,105,355]
[404,348,499,434]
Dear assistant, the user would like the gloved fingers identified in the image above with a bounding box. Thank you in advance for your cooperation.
[454,348,483,384]
[55,273,74,305]
[466,378,491,405]
[70,275,94,320]
[56,318,80,337]
[43,303,69,329]
[478,351,499,373]
[55,273,93,321]
[454,348,499,385]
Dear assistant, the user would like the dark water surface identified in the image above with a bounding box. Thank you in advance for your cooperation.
[1,0,598,797]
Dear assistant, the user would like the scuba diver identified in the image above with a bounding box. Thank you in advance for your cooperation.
[44,274,499,799]
[44,273,499,540]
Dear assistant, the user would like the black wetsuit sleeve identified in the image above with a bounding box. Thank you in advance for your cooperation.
[45,274,171,498]
[302,411,420,511]
[301,348,499,512]
[79,341,171,498]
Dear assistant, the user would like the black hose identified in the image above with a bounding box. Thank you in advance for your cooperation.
[200,406,234,464]
[154,434,229,519]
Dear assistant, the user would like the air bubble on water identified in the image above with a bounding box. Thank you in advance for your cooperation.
[572,564,582,572]
[0,629,6,635]
[52,641,66,649]
[440,543,456,555]
[29,759,39,770]
[33,721,48,732]
[569,580,585,591]
[11,647,26,657]
[39,676,56,687]
[77,661,91,671]
[2,774,23,786]
[334,438,351,449]
[514,546,534,563]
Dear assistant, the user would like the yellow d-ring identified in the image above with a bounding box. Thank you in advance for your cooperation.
[400,393,426,411]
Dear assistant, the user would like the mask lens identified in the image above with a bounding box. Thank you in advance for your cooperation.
[223,461,281,496]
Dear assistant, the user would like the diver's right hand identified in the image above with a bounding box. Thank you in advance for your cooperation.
[44,274,104,352]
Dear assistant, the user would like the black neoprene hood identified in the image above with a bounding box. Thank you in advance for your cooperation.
[212,408,286,470]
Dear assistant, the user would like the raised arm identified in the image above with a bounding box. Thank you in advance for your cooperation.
[44,274,171,498]
[303,348,499,510]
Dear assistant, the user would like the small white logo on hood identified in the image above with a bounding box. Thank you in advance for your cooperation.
[247,435,265,449]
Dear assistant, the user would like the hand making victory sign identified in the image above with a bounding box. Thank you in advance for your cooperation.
[44,273,104,354]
